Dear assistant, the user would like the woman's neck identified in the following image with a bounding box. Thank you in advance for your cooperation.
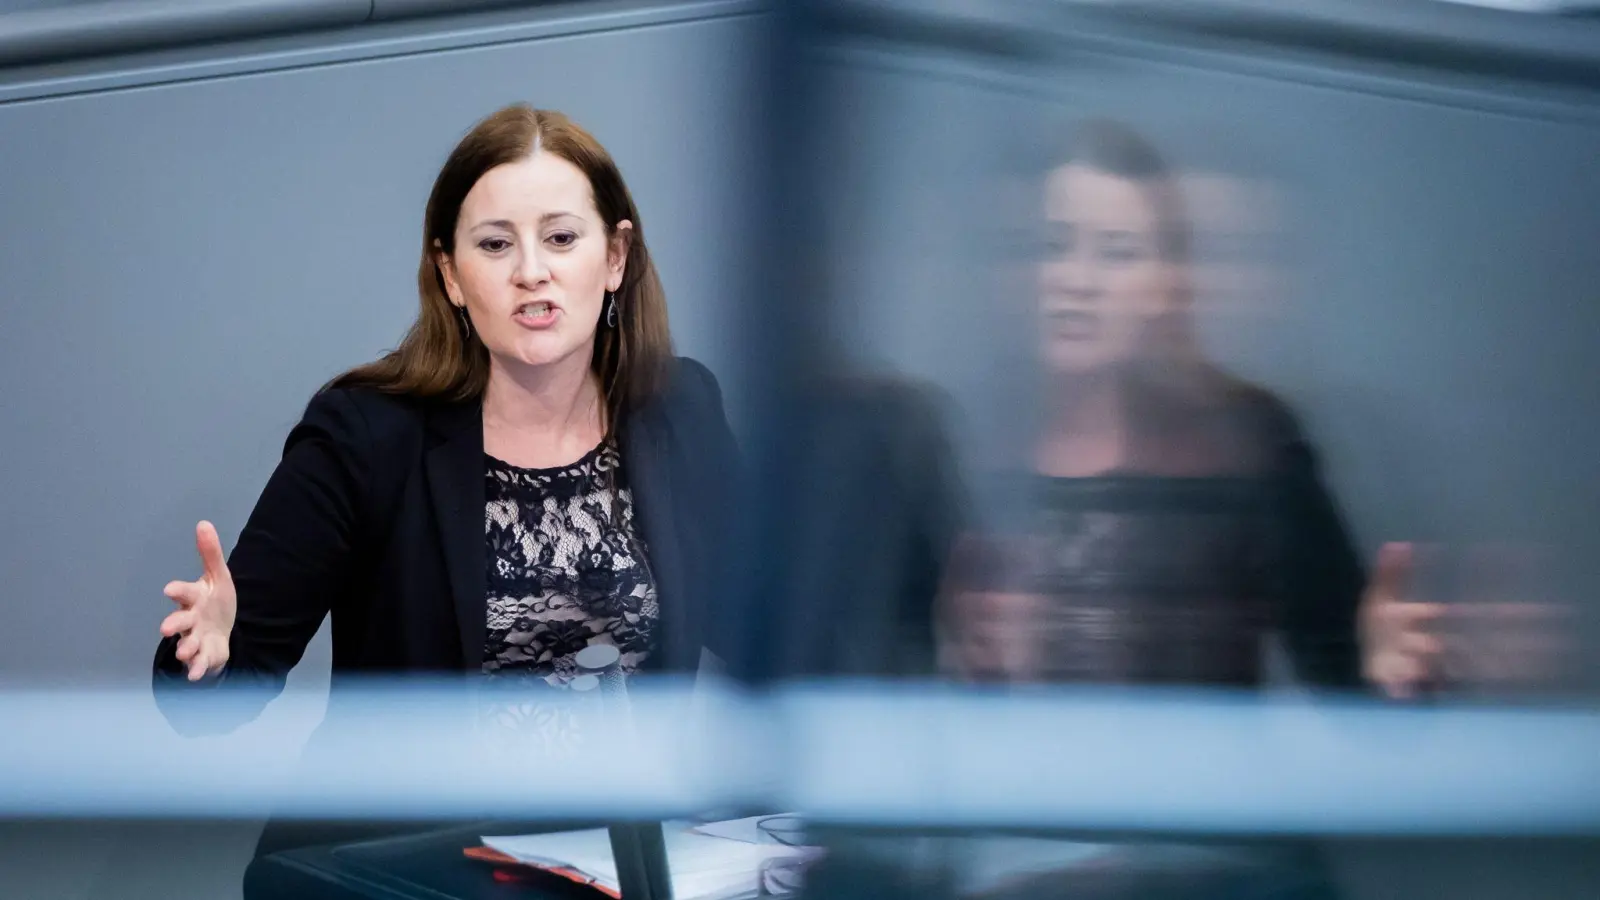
[1035,371,1127,477]
[481,351,605,468]
[1044,369,1122,435]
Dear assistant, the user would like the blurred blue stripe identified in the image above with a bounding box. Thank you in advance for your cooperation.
[0,682,1595,833]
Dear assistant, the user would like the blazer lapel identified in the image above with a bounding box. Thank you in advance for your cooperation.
[425,401,487,670]
[621,406,696,672]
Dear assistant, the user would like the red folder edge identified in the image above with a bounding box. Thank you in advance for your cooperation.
[464,845,624,898]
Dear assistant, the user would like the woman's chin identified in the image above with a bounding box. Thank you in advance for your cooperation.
[490,335,594,373]
[1043,343,1115,375]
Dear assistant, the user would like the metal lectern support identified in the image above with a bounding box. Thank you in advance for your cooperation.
[577,644,674,900]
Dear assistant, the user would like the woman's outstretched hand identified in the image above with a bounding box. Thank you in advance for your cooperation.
[1360,542,1444,698]
[160,521,237,681]
[1360,541,1570,699]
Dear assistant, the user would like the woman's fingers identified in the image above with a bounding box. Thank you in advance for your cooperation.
[185,635,229,682]
[1371,600,1447,631]
[1361,548,1450,693]
[1369,542,1413,601]
[163,580,206,608]
[195,521,230,584]
[1364,541,1577,697]
[160,609,197,638]
[162,524,234,678]
[1398,629,1444,657]
[188,642,219,681]
[1361,544,1440,665]
[1373,656,1427,698]
[175,633,198,663]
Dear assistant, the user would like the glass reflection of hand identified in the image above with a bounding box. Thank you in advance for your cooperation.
[939,535,1048,685]
[948,588,1046,684]
[1360,542,1571,700]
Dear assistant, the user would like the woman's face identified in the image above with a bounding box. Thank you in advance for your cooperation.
[1037,163,1176,374]
[439,152,629,376]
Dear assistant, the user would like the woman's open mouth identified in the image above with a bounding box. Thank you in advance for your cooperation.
[513,301,560,329]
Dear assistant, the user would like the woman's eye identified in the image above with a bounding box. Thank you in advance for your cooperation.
[478,238,511,253]
[548,231,577,248]
[1099,233,1149,263]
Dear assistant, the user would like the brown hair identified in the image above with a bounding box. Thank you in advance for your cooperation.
[1057,119,1191,262]
[330,105,672,434]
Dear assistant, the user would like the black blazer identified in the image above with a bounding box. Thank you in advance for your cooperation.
[734,375,968,682]
[153,356,738,733]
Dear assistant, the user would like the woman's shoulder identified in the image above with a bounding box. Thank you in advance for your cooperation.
[1221,378,1308,445]
[303,383,430,423]
[664,355,720,392]
[1198,371,1328,480]
[656,355,726,415]
[293,384,442,454]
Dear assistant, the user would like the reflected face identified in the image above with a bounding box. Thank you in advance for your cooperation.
[439,152,629,375]
[1038,164,1175,373]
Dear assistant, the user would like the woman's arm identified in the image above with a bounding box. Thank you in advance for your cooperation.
[1276,434,1368,689]
[685,357,740,479]
[672,358,746,671]
[152,388,372,734]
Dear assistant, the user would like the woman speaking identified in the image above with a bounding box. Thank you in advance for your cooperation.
[150,104,737,780]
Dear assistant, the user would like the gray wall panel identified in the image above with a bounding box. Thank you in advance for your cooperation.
[369,0,536,19]
[0,0,371,67]
[0,1,764,104]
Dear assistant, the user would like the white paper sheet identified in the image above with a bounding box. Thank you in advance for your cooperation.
[689,813,805,845]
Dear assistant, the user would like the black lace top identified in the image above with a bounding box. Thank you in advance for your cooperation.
[1005,474,1280,686]
[946,405,1367,688]
[482,442,658,684]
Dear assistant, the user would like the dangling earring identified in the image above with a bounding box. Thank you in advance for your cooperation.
[455,304,473,341]
[604,291,618,328]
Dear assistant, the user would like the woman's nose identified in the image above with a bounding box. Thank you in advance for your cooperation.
[1047,255,1099,300]
[513,246,550,286]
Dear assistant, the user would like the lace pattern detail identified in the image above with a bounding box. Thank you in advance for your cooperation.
[482,442,658,684]
[950,475,1278,686]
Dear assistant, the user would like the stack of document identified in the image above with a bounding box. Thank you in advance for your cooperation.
[474,816,819,900]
